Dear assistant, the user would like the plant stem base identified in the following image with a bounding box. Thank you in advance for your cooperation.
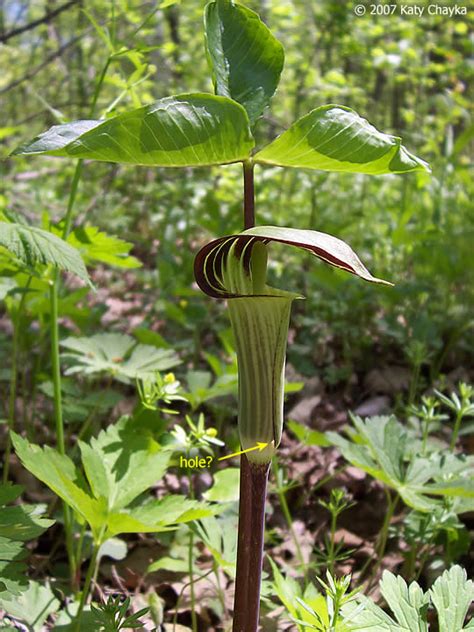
[233,455,270,632]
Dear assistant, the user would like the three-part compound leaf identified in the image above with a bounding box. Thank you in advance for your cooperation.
[13,93,254,167]
[0,222,90,284]
[205,0,284,126]
[254,105,430,174]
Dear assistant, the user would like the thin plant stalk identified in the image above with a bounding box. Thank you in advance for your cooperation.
[188,530,197,632]
[49,280,76,586]
[273,459,307,582]
[327,509,338,576]
[450,410,463,451]
[233,456,270,632]
[408,361,421,406]
[74,523,87,581]
[48,55,110,591]
[49,159,83,585]
[187,468,198,632]
[172,570,214,630]
[75,542,100,629]
[3,278,31,482]
[213,559,226,617]
[243,160,255,229]
[365,490,398,590]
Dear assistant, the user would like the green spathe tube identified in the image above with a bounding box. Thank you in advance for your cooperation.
[225,241,299,464]
[194,227,390,466]
[228,295,294,463]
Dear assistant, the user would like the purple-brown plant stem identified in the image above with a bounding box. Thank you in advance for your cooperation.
[233,455,270,632]
[232,158,269,631]
[243,160,255,229]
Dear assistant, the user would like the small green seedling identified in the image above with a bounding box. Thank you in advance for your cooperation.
[91,595,149,632]
[317,489,356,575]
[435,382,474,449]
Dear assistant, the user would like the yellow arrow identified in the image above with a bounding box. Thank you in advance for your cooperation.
[218,442,269,461]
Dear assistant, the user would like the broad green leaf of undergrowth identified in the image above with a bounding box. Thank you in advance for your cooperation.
[53,603,96,631]
[0,484,54,597]
[342,572,429,631]
[269,557,303,621]
[0,581,60,631]
[0,485,23,506]
[79,417,170,510]
[12,427,211,543]
[327,415,474,512]
[0,222,90,284]
[0,277,16,301]
[254,105,430,174]
[106,495,212,537]
[204,0,284,126]
[185,369,237,410]
[13,93,254,167]
[11,433,104,535]
[61,333,180,383]
[342,566,473,631]
[430,566,474,632]
[380,572,429,632]
[66,226,142,269]
[191,514,238,575]
[203,468,240,503]
[39,380,122,424]
[288,420,331,447]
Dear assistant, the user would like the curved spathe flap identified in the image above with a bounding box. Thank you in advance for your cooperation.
[194,225,391,299]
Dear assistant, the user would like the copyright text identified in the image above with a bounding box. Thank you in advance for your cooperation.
[354,4,468,17]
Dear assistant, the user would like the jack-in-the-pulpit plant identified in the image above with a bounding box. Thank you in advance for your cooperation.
[194,227,390,463]
[12,0,429,629]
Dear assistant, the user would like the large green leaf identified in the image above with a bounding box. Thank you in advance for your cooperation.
[11,433,104,536]
[106,496,212,537]
[254,105,430,174]
[0,222,90,284]
[12,424,211,544]
[79,417,171,511]
[203,468,240,503]
[13,93,254,167]
[204,0,284,125]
